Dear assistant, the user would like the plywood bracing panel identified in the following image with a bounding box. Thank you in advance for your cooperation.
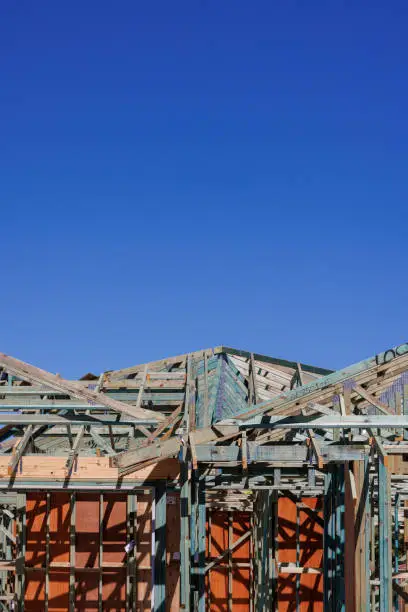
[277,497,323,611]
[206,510,251,611]
[24,490,158,611]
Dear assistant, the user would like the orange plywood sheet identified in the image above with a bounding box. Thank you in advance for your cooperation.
[232,567,250,612]
[102,570,126,611]
[76,493,100,569]
[277,497,323,611]
[209,567,228,610]
[207,511,251,611]
[103,493,127,565]
[49,570,69,611]
[49,492,70,563]
[232,513,250,563]
[26,493,47,568]
[25,492,151,610]
[25,569,45,611]
[75,571,99,611]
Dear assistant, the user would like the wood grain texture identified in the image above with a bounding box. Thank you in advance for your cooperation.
[277,497,323,611]
[207,511,250,611]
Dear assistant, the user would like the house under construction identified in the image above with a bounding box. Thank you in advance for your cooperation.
[0,342,408,610]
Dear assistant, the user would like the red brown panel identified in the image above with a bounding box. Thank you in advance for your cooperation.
[277,497,323,611]
[49,570,70,611]
[208,511,228,560]
[299,498,323,569]
[277,497,297,565]
[102,570,126,611]
[76,493,100,569]
[209,567,228,611]
[75,571,99,610]
[26,493,47,568]
[49,493,70,564]
[207,511,251,611]
[232,513,250,611]
[137,569,152,611]
[232,513,250,564]
[278,574,324,611]
[232,567,250,612]
[24,491,152,610]
[103,494,126,565]
[25,569,45,611]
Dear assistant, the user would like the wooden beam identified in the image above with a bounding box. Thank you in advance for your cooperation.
[296,363,304,386]
[0,353,161,422]
[235,346,408,422]
[144,406,182,446]
[187,355,196,431]
[190,432,198,471]
[65,426,85,474]
[393,579,408,603]
[8,426,36,474]
[368,430,388,464]
[205,530,251,573]
[279,564,322,574]
[203,352,209,427]
[352,384,392,415]
[89,429,115,456]
[241,430,248,473]
[249,353,258,404]
[109,348,214,379]
[308,429,324,469]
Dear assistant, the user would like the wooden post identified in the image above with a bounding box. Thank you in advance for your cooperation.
[197,478,206,612]
[378,455,392,611]
[180,449,191,610]
[353,459,370,612]
[98,493,103,612]
[69,493,76,612]
[15,493,26,612]
[154,484,166,612]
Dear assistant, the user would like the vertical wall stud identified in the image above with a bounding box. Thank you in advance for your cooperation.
[15,492,26,612]
[180,450,191,610]
[45,492,50,612]
[154,484,166,612]
[69,493,76,612]
[228,512,233,612]
[126,493,137,612]
[197,477,206,612]
[394,493,400,611]
[378,455,392,611]
[98,493,103,612]
[335,466,345,611]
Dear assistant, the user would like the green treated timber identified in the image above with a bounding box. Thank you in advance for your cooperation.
[0,414,157,425]
[154,484,166,612]
[217,346,333,376]
[234,341,408,422]
[197,478,206,612]
[194,443,369,463]
[180,450,190,610]
[378,456,392,611]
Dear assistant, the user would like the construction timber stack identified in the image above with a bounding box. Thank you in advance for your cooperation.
[0,343,408,610]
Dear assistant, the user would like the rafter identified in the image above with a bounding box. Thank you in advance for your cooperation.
[0,353,161,422]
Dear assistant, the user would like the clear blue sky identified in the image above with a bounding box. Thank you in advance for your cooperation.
[1,1,407,378]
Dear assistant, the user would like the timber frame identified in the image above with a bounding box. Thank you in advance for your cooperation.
[1,343,408,609]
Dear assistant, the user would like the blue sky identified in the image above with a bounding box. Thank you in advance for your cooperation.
[1,1,407,378]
